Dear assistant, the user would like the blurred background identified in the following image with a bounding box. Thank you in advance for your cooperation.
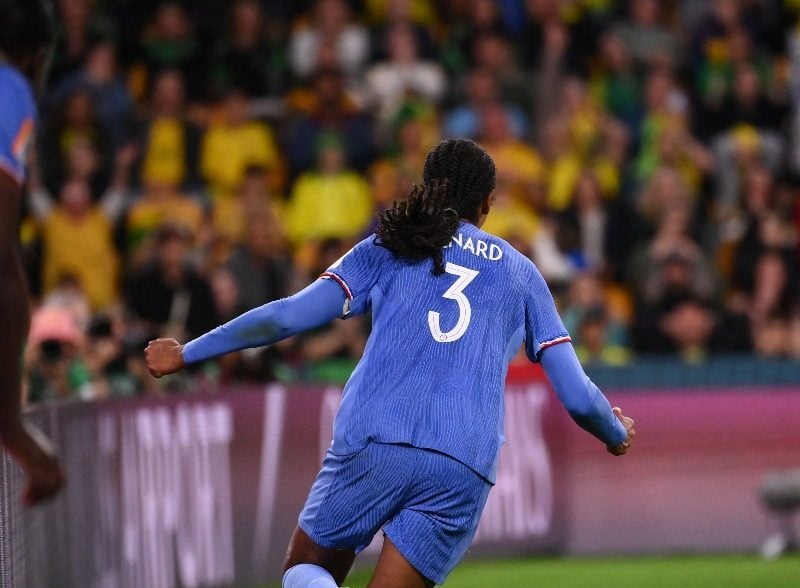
[3,0,800,586]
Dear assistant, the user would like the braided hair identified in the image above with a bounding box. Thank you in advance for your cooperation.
[375,138,496,275]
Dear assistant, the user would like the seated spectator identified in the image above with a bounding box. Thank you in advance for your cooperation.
[125,181,206,266]
[201,89,281,200]
[126,223,220,342]
[288,0,370,81]
[443,68,528,140]
[285,66,376,175]
[137,2,205,99]
[478,103,544,241]
[50,40,133,148]
[368,105,436,217]
[211,165,286,257]
[469,30,530,109]
[612,0,680,69]
[208,0,288,98]
[635,293,752,361]
[590,30,644,134]
[365,22,446,125]
[136,69,201,191]
[574,306,632,367]
[365,0,437,61]
[285,133,373,246]
[40,87,112,194]
[226,213,292,313]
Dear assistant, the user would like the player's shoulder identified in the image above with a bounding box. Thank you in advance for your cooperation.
[0,64,35,110]
[467,224,535,270]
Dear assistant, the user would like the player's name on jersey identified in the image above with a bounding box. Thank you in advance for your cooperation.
[446,231,504,261]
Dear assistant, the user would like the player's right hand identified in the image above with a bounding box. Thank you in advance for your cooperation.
[145,338,186,377]
[1,420,65,506]
[607,407,635,456]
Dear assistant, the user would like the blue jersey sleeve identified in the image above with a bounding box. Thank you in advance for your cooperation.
[321,235,389,317]
[523,264,571,362]
[540,342,628,446]
[182,278,346,364]
[0,66,36,186]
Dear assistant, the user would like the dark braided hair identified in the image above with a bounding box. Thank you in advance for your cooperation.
[375,139,496,275]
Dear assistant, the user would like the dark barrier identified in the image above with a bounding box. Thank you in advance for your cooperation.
[1,377,798,587]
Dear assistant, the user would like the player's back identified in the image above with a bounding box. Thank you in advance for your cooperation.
[326,222,569,482]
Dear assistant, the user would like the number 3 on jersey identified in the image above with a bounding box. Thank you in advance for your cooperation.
[428,262,480,343]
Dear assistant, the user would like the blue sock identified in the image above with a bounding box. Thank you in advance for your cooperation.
[282,564,339,588]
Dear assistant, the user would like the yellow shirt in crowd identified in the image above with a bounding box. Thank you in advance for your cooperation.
[286,171,373,244]
[141,118,187,186]
[201,121,280,199]
[42,209,119,311]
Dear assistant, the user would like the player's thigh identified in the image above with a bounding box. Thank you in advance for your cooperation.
[368,535,434,588]
[283,526,356,586]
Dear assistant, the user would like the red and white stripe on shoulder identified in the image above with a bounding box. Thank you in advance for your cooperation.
[320,271,353,300]
[539,335,572,351]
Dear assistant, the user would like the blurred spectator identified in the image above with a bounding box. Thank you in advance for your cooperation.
[469,30,529,108]
[612,0,680,69]
[126,223,220,341]
[137,2,206,99]
[285,66,376,174]
[540,79,628,213]
[29,145,136,311]
[50,40,134,148]
[211,165,286,258]
[226,213,292,313]
[443,68,527,139]
[440,0,509,77]
[200,89,281,199]
[136,69,201,190]
[561,272,631,367]
[25,306,93,402]
[590,30,644,133]
[478,103,544,242]
[285,133,373,246]
[366,0,437,61]
[124,181,206,267]
[40,87,112,194]
[368,105,435,215]
[365,22,446,125]
[288,0,370,81]
[208,0,288,98]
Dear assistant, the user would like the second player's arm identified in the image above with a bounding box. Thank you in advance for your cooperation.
[146,278,347,377]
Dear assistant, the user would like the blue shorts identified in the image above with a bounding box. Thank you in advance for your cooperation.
[298,442,492,584]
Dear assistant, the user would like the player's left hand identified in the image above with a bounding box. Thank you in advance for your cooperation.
[145,338,186,377]
[607,407,635,456]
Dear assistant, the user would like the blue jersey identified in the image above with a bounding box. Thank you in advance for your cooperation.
[0,63,36,186]
[322,222,570,482]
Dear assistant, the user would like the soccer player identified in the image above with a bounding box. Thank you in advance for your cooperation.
[146,139,635,587]
[0,0,65,505]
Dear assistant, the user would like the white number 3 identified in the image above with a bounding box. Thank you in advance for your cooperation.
[428,262,479,343]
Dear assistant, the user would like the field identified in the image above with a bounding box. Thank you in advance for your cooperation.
[273,554,800,587]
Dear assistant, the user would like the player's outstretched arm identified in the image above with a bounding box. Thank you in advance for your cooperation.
[0,171,65,504]
[145,278,347,377]
[540,342,635,455]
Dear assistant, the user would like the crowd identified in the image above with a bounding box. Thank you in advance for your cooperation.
[21,0,800,402]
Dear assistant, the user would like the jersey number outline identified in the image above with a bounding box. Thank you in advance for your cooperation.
[428,262,480,343]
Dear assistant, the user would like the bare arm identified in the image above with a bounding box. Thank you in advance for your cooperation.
[0,170,64,504]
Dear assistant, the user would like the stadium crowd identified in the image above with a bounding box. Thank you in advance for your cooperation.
[20,0,800,402]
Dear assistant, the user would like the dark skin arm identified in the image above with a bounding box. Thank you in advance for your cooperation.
[0,169,64,505]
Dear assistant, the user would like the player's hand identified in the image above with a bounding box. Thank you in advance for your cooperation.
[145,338,186,377]
[607,407,635,456]
[1,420,65,506]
